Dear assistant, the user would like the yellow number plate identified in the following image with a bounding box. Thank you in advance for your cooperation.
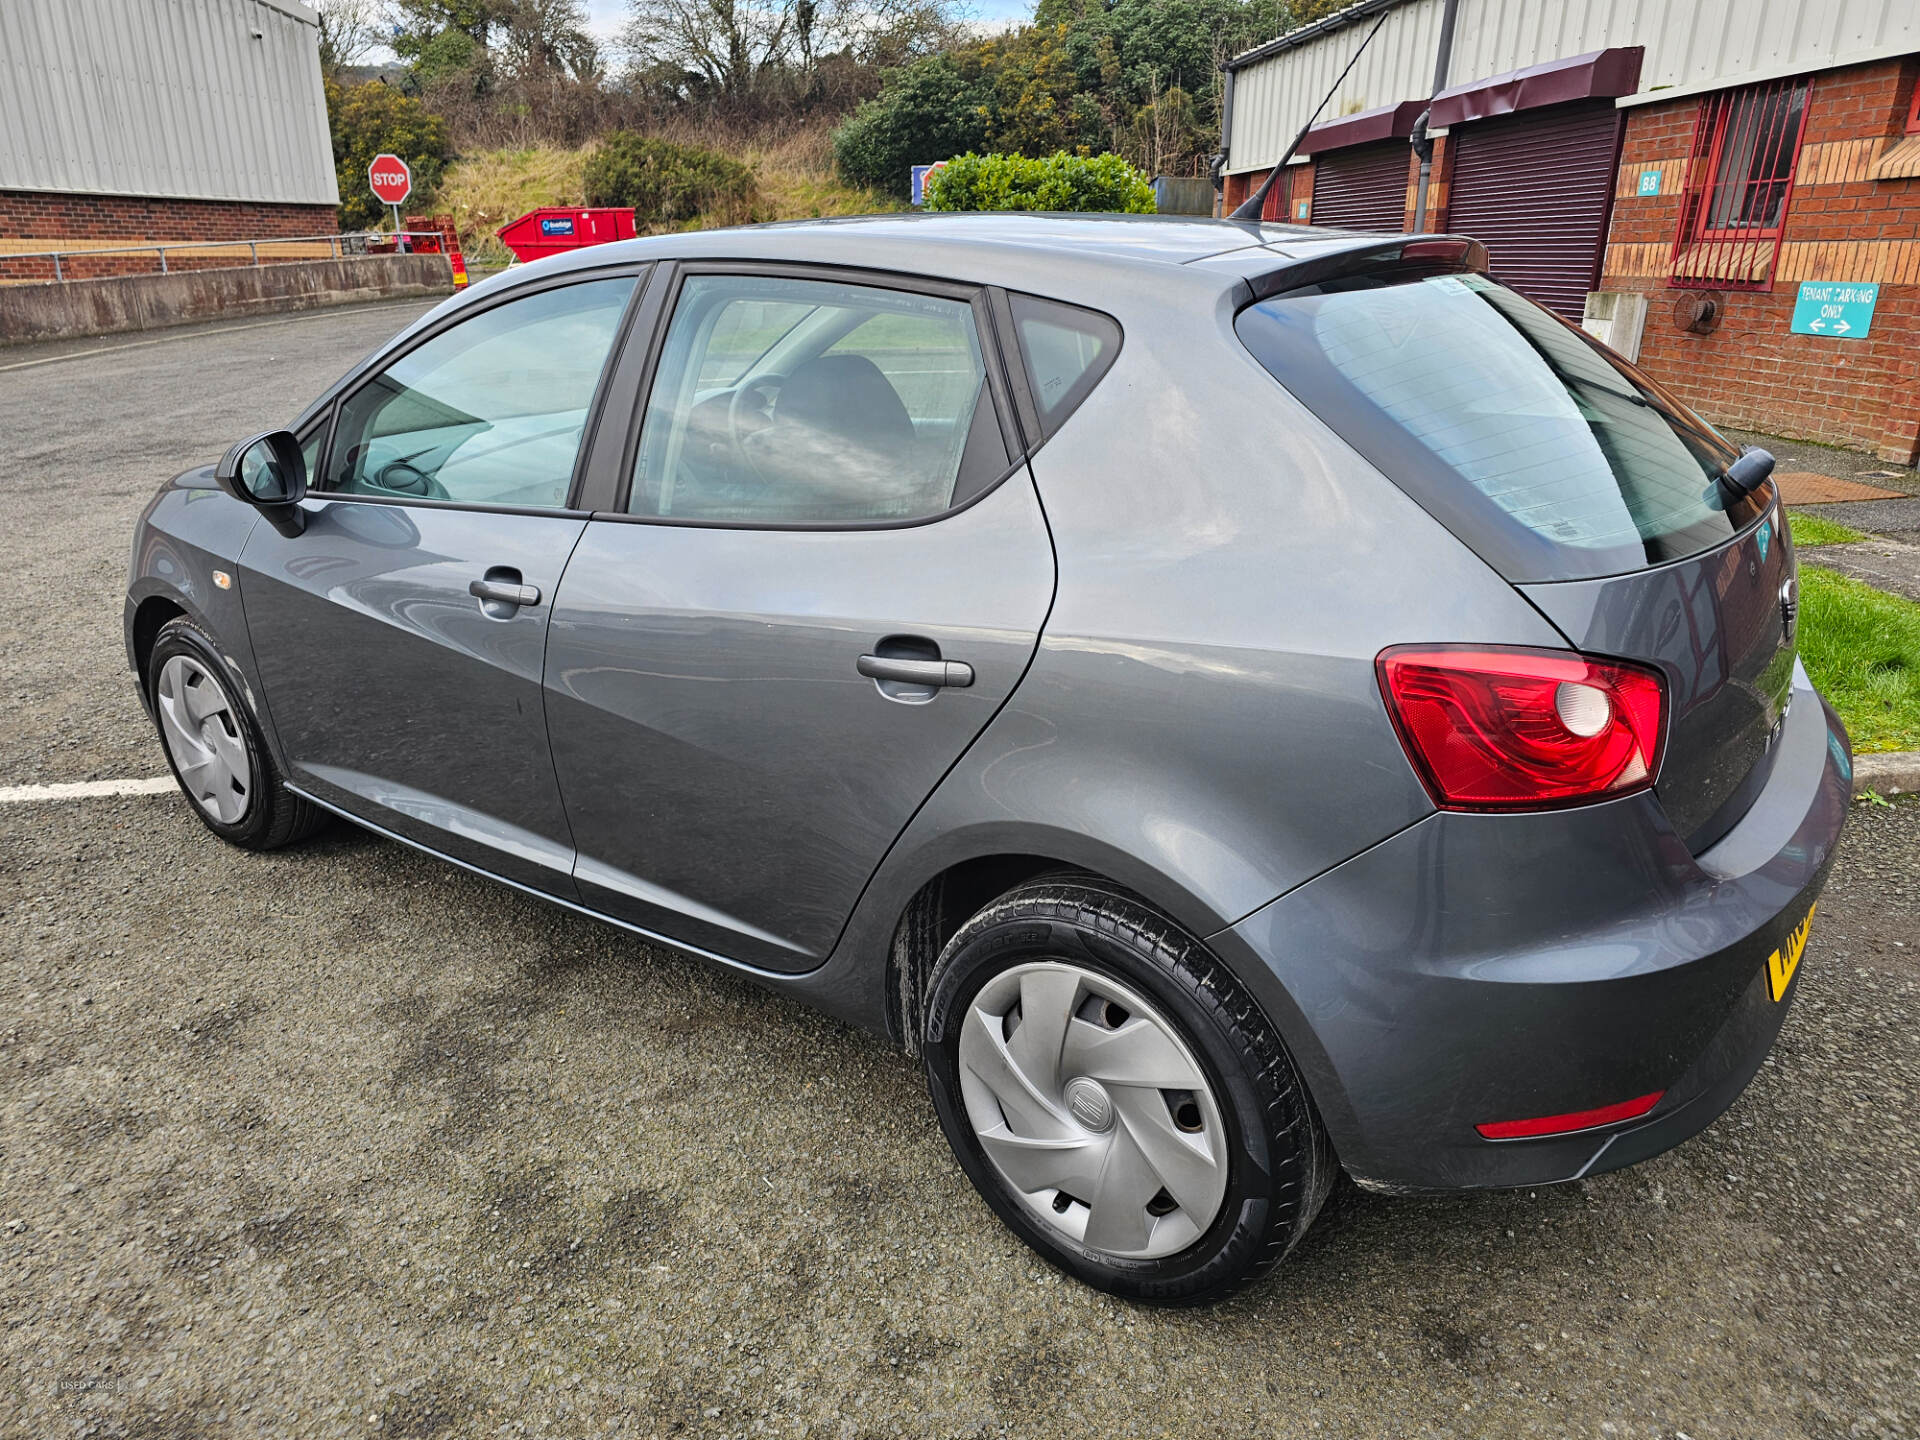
[1766,903,1815,1002]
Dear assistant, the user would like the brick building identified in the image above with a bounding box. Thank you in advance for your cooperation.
[1219,0,1920,464]
[0,0,339,283]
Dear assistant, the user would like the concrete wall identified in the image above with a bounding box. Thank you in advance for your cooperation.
[0,255,453,346]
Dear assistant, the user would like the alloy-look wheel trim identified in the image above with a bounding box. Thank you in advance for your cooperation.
[155,654,252,826]
[957,960,1230,1260]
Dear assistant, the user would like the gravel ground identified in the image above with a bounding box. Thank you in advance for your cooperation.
[3,306,1918,1439]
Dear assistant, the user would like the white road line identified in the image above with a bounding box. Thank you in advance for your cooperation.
[0,777,176,803]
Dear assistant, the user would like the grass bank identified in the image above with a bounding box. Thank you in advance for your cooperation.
[1798,566,1920,754]
[1789,511,1868,547]
[438,122,904,267]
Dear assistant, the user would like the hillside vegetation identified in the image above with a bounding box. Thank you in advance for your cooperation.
[439,123,905,267]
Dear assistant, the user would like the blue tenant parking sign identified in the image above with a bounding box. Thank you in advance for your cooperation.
[1791,281,1878,339]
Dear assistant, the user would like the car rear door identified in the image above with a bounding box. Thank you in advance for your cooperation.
[545,265,1056,971]
[239,270,644,895]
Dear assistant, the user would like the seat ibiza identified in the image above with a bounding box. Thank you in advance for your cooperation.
[127,215,1850,1303]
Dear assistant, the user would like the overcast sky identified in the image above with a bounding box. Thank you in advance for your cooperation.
[572,0,1036,45]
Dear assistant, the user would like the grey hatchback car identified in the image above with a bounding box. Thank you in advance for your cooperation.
[128,214,1850,1303]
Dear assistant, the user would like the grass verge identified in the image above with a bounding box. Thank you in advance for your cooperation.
[437,122,904,267]
[1789,510,1868,547]
[1799,565,1920,753]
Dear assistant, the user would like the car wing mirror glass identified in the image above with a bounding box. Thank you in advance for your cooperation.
[215,429,307,536]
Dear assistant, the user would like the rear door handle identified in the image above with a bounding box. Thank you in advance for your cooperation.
[857,655,974,688]
[469,577,541,608]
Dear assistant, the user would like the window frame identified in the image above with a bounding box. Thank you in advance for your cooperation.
[293,262,653,518]
[1685,79,1812,246]
[603,260,1029,533]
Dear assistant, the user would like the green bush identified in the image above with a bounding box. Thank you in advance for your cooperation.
[924,152,1157,213]
[325,80,452,232]
[833,55,992,199]
[581,133,760,228]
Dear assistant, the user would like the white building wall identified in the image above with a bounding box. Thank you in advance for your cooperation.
[0,0,339,205]
[1226,0,1920,174]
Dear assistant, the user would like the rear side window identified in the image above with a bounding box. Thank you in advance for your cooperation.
[630,274,994,525]
[1236,272,1763,582]
[1011,295,1120,438]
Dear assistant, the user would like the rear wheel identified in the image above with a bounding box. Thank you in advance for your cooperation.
[921,874,1334,1304]
[148,616,323,850]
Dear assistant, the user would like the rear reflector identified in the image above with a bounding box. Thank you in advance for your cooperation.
[1476,1091,1663,1141]
[1377,645,1666,810]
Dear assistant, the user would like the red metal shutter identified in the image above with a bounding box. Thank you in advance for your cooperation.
[1444,100,1625,320]
[1308,142,1410,231]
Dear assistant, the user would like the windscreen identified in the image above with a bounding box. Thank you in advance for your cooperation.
[1236,270,1768,582]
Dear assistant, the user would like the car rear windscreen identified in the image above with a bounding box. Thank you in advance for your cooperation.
[1236,271,1767,582]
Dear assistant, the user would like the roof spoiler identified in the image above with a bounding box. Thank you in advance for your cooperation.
[1243,235,1489,304]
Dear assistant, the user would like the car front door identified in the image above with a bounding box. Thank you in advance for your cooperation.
[239,270,643,895]
[545,266,1055,970]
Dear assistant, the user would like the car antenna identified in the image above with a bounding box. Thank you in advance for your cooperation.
[1228,10,1391,223]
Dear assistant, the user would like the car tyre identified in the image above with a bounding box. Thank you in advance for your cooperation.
[147,615,323,851]
[922,872,1335,1305]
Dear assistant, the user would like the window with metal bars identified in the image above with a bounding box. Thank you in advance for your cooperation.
[1670,76,1812,290]
[1262,167,1291,222]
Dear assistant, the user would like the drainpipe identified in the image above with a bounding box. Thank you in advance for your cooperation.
[1411,0,1461,231]
[1212,68,1236,215]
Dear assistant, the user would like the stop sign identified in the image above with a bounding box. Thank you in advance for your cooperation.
[368,153,412,207]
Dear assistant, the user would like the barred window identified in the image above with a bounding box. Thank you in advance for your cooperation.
[1670,77,1812,290]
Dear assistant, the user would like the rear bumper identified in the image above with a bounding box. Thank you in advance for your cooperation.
[1217,660,1851,1193]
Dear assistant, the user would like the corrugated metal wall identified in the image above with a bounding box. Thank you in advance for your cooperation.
[0,0,338,206]
[1227,0,1920,173]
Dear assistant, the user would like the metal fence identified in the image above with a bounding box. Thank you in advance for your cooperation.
[0,231,449,285]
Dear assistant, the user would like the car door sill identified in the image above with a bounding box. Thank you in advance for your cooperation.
[284,783,827,981]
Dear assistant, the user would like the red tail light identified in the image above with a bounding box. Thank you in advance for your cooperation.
[1377,646,1666,810]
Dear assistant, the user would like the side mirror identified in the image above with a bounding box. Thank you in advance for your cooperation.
[215,430,307,537]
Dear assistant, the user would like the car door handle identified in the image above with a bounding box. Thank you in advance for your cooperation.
[469,578,541,608]
[857,655,974,688]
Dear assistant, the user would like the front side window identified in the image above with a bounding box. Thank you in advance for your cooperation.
[1237,270,1763,583]
[326,276,635,508]
[629,274,990,525]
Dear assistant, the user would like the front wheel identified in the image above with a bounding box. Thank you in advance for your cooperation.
[921,874,1335,1305]
[147,615,323,850]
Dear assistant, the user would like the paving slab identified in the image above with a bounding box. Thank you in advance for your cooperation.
[1775,471,1907,505]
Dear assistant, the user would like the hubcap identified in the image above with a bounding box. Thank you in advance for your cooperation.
[957,961,1229,1259]
[155,654,251,825]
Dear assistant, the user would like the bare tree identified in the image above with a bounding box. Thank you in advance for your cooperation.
[622,0,960,110]
[495,0,601,81]
[311,0,387,76]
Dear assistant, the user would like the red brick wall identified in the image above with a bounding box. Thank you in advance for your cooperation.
[1601,57,1920,463]
[1,191,338,283]
[1220,166,1301,220]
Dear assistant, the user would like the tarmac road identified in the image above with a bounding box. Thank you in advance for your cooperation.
[2,302,1916,1439]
